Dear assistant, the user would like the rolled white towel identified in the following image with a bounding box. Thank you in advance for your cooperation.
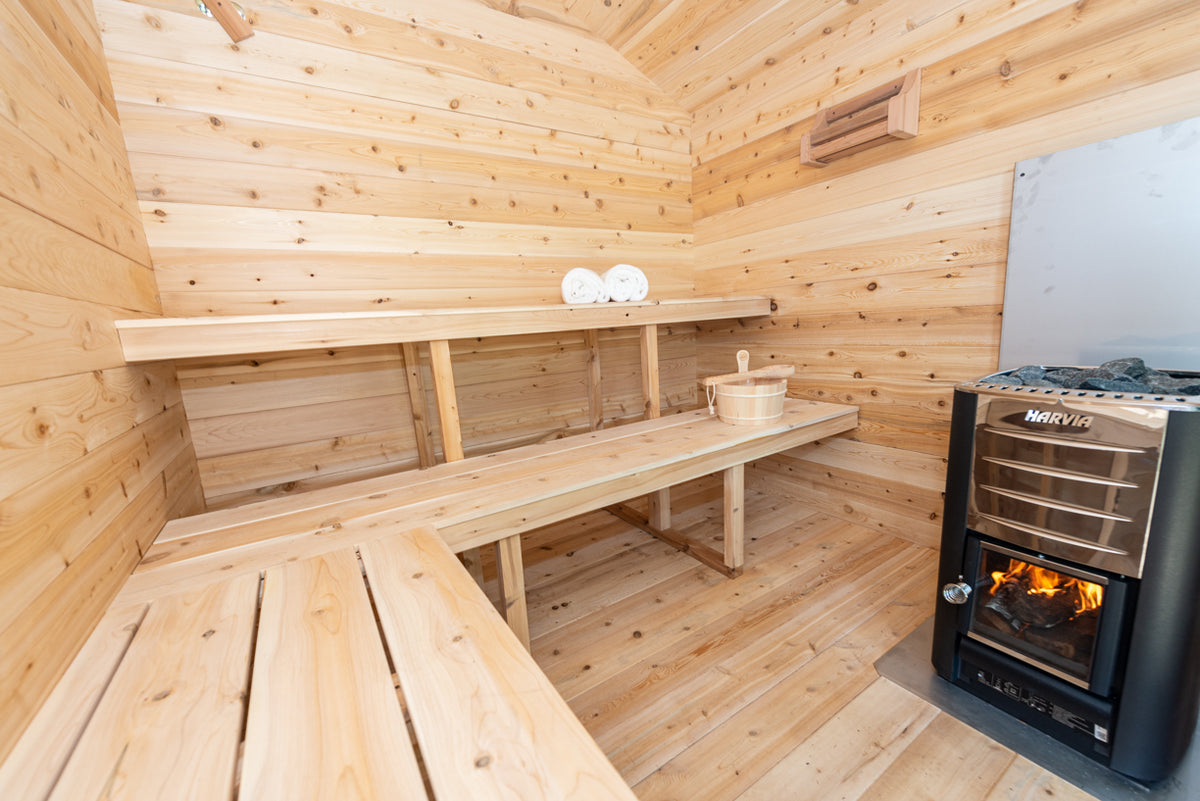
[561,267,608,304]
[602,263,649,302]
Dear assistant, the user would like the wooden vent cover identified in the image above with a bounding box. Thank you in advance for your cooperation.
[800,69,921,167]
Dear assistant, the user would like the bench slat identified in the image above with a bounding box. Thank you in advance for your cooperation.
[114,297,772,362]
[240,549,426,801]
[48,575,258,801]
[361,526,639,801]
[151,407,707,546]
[0,603,145,801]
[119,401,857,605]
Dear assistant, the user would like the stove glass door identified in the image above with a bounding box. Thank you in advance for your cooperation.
[967,543,1109,688]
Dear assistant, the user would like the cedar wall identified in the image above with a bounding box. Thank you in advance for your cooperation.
[0,0,203,760]
[685,0,1200,548]
[93,0,696,508]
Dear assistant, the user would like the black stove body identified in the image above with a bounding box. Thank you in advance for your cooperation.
[932,369,1200,782]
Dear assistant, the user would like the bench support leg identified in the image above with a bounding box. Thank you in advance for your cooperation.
[648,488,671,531]
[606,503,741,579]
[584,329,603,431]
[724,464,745,573]
[639,324,672,529]
[495,535,531,651]
[399,342,436,469]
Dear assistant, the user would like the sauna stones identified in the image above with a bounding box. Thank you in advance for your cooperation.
[994,357,1200,396]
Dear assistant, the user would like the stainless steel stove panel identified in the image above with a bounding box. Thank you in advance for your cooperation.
[963,390,1169,578]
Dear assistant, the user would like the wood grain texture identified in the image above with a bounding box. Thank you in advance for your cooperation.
[117,299,760,362]
[171,326,698,506]
[94,0,697,506]
[691,0,1200,542]
[361,526,639,800]
[241,550,426,801]
[0,0,201,764]
[0,602,145,801]
[47,573,259,801]
[115,400,857,605]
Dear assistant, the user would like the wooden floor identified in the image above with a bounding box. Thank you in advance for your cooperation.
[485,475,1100,801]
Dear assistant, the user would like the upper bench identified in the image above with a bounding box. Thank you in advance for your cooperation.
[114,297,773,361]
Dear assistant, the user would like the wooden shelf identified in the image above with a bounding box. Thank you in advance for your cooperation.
[115,296,773,362]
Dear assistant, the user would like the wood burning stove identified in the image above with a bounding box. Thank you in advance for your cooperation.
[932,368,1200,782]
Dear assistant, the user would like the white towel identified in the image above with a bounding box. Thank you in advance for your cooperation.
[602,264,649,302]
[561,267,608,304]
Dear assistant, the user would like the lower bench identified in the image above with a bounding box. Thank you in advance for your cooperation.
[0,398,856,799]
[0,526,638,801]
[119,399,857,645]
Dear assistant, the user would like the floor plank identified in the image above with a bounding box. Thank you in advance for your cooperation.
[515,478,1098,801]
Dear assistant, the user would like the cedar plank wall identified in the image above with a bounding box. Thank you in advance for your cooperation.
[601,0,1200,549]
[0,0,203,762]
[92,0,695,509]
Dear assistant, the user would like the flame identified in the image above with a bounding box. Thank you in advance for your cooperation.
[989,558,1104,614]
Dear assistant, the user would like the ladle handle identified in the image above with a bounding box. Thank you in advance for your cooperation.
[736,349,750,373]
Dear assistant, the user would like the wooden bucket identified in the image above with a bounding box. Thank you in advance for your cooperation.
[703,350,794,426]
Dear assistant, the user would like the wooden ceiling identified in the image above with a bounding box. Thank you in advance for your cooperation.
[486,0,837,113]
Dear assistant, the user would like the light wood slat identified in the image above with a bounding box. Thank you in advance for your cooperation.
[584,329,603,431]
[736,677,940,801]
[116,400,857,604]
[0,404,190,620]
[240,549,426,801]
[130,0,682,119]
[495,535,531,650]
[204,0,253,43]
[150,406,708,548]
[128,151,693,234]
[0,602,146,801]
[429,339,465,463]
[48,573,259,801]
[115,297,770,362]
[605,503,737,578]
[641,323,672,530]
[138,201,692,256]
[428,336,488,587]
[0,363,181,498]
[15,0,119,117]
[104,54,688,172]
[116,104,689,205]
[0,1,138,216]
[115,103,689,198]
[97,2,684,151]
[980,754,1100,801]
[857,711,1017,801]
[0,194,160,313]
[723,463,745,572]
[401,342,437,469]
[0,285,131,388]
[360,527,639,801]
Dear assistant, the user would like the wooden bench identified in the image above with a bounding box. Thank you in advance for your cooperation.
[0,298,857,798]
[116,297,777,583]
[0,525,639,801]
[119,398,857,644]
[1,401,856,800]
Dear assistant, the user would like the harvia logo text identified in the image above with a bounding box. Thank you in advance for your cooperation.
[1024,409,1094,429]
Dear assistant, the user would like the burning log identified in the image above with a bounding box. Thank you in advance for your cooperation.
[986,574,1078,629]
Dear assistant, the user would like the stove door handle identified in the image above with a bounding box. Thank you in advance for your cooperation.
[942,580,972,605]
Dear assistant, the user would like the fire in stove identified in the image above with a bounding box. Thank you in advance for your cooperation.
[973,554,1106,670]
[985,559,1104,630]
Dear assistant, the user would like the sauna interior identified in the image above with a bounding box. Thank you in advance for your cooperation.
[3,0,1198,798]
